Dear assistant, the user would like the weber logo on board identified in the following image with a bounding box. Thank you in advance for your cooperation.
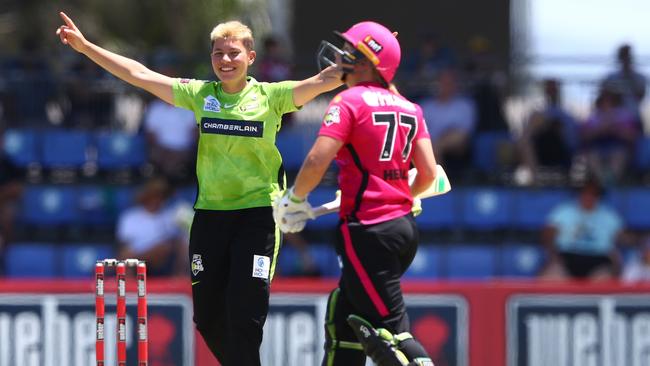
[508,295,650,366]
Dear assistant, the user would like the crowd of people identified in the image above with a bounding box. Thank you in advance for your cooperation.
[0,11,646,366]
[0,27,649,284]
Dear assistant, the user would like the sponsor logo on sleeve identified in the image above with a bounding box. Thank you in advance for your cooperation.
[203,95,221,112]
[323,106,341,126]
[180,78,191,84]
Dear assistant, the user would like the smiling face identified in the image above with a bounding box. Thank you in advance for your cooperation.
[211,37,256,93]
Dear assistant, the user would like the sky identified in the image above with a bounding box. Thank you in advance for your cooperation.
[528,0,650,116]
[530,0,650,76]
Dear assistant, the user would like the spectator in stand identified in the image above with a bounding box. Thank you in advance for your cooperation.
[3,38,57,126]
[117,177,187,277]
[580,87,641,185]
[601,44,646,127]
[142,51,197,184]
[517,78,579,184]
[400,32,456,101]
[539,176,624,281]
[463,35,509,133]
[622,235,650,283]
[256,36,298,129]
[0,131,24,274]
[420,68,476,173]
[257,36,293,82]
[64,55,114,128]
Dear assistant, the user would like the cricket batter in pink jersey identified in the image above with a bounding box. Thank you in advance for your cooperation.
[274,21,437,366]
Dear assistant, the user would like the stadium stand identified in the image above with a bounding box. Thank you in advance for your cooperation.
[499,243,546,277]
[5,243,58,278]
[95,131,147,170]
[61,243,114,278]
[460,188,514,230]
[41,130,90,168]
[3,128,39,167]
[404,245,444,279]
[445,244,498,280]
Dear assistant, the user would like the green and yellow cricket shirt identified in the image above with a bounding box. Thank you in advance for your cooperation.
[172,77,298,210]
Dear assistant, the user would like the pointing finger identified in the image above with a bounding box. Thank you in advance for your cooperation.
[59,12,78,31]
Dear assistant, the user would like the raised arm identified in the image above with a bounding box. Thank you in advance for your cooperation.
[56,12,175,105]
[292,65,344,107]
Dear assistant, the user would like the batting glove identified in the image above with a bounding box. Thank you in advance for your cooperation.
[273,187,314,233]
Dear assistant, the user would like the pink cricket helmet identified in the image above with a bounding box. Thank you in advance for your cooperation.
[335,21,401,83]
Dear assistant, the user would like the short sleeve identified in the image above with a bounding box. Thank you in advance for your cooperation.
[172,79,206,112]
[414,105,430,141]
[266,80,299,116]
[318,94,353,143]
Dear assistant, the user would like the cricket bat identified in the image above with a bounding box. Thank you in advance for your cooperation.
[311,164,451,218]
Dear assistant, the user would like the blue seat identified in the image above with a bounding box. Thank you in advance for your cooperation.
[634,136,650,170]
[276,245,303,276]
[276,128,315,171]
[305,187,340,230]
[603,189,627,217]
[77,186,113,225]
[20,186,78,225]
[460,188,514,230]
[623,189,650,230]
[416,190,460,229]
[472,132,512,172]
[5,243,57,278]
[3,128,39,167]
[500,243,545,277]
[112,186,136,214]
[513,189,570,230]
[171,185,198,206]
[61,244,114,278]
[41,130,90,167]
[404,245,443,279]
[308,243,340,277]
[96,132,146,169]
[445,245,497,280]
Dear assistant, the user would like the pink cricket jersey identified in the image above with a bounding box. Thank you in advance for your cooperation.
[318,82,430,225]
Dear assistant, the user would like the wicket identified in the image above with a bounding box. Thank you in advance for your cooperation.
[95,259,148,366]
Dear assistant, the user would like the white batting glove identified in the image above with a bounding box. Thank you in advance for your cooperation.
[272,187,315,233]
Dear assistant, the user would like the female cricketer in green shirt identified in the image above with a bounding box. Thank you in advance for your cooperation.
[57,12,344,365]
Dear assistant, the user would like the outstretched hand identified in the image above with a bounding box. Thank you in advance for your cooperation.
[319,63,349,86]
[55,12,87,53]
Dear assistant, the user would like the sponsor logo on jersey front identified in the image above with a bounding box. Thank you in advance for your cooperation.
[252,255,270,279]
[324,106,341,126]
[200,118,264,137]
[203,95,221,112]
